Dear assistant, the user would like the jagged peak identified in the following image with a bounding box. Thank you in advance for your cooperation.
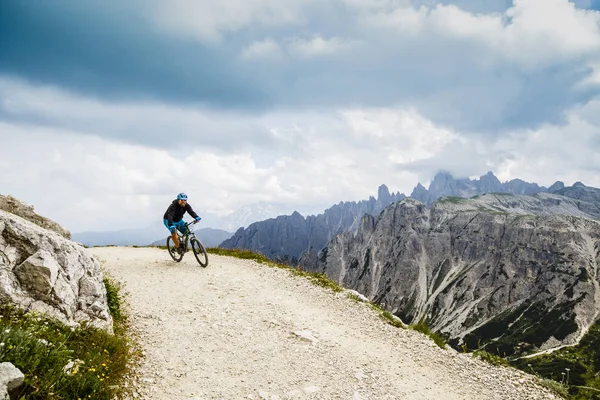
[573,181,586,188]
[548,181,565,192]
[291,210,304,218]
[377,184,391,201]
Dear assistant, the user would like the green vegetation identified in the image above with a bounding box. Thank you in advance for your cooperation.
[0,276,138,400]
[462,300,580,357]
[438,196,466,204]
[207,247,343,292]
[103,276,123,320]
[409,319,447,349]
[208,247,270,263]
[366,303,406,328]
[511,322,600,399]
[473,350,510,367]
[538,378,570,398]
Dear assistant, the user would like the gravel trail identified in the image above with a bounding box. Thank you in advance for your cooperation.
[91,247,561,400]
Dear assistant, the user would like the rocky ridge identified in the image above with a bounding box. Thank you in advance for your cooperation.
[220,184,405,263]
[0,195,71,239]
[409,171,555,206]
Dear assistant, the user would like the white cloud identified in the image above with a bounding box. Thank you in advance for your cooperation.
[363,0,600,67]
[241,38,283,59]
[340,108,462,164]
[286,35,358,57]
[151,0,313,42]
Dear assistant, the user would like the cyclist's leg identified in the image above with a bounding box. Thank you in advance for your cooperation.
[164,219,180,247]
[174,220,188,235]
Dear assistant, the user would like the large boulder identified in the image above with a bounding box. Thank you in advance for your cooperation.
[0,195,70,239]
[0,209,112,332]
[0,362,24,400]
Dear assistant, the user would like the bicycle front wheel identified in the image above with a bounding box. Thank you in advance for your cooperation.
[190,238,208,267]
[167,236,184,262]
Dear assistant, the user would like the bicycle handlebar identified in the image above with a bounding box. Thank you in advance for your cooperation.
[184,219,200,227]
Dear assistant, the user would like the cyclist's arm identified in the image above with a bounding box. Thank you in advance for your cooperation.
[185,203,199,219]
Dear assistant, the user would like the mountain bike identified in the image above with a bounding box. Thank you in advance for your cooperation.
[166,220,209,267]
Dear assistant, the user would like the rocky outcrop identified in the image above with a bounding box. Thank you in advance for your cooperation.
[302,193,600,356]
[220,185,405,263]
[0,195,70,239]
[0,209,112,332]
[410,171,553,206]
[0,362,24,400]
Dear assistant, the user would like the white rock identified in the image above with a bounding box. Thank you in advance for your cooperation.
[302,386,320,394]
[292,330,319,344]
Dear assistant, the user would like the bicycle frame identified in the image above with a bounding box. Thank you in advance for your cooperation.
[167,219,208,267]
[177,220,199,251]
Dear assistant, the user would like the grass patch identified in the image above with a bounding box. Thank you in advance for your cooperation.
[409,320,447,349]
[0,276,138,400]
[438,196,466,204]
[208,248,344,292]
[474,350,510,367]
[537,378,569,398]
[365,303,405,328]
[208,247,270,263]
[103,276,123,320]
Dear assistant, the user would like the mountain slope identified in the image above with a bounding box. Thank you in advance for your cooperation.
[301,191,600,357]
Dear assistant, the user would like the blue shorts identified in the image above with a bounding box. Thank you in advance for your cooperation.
[163,219,188,234]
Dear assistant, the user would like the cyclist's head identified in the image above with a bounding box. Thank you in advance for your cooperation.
[177,192,188,202]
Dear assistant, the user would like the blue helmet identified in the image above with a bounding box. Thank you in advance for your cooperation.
[177,192,188,201]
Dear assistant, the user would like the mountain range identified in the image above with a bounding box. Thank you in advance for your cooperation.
[218,171,600,359]
[220,184,406,264]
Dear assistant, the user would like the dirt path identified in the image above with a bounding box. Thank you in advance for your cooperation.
[91,247,560,400]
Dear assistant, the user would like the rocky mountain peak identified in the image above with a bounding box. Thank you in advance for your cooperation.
[548,181,565,192]
[377,184,391,202]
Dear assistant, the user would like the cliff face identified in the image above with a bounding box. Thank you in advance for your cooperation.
[220,185,405,263]
[302,193,600,356]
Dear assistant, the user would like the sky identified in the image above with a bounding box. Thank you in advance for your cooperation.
[1,0,600,233]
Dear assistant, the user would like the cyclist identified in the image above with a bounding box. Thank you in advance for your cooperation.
[163,193,201,253]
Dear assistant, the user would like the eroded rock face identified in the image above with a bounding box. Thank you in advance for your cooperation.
[0,210,112,332]
[0,195,71,239]
[303,194,600,356]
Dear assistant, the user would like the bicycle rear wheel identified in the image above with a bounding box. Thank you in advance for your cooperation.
[190,238,208,267]
[167,236,184,262]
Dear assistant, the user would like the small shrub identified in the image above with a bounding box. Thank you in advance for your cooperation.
[474,350,510,367]
[410,320,446,349]
[380,311,405,328]
[537,378,569,398]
